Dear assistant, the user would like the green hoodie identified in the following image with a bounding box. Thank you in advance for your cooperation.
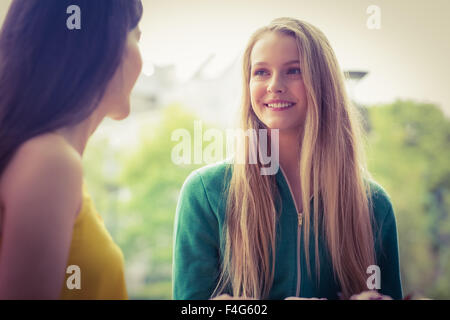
[173,162,403,300]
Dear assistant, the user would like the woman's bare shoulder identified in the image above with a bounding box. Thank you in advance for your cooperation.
[13,133,81,161]
[0,133,83,211]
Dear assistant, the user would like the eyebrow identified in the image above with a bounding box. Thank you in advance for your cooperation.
[252,60,300,67]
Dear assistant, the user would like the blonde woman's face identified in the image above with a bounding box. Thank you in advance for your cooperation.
[99,26,143,120]
[249,32,307,132]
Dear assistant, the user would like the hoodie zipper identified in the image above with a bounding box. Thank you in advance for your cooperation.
[279,167,302,297]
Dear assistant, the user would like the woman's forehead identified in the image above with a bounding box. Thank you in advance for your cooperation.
[250,32,300,67]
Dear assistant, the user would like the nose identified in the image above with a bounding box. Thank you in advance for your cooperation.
[267,73,286,93]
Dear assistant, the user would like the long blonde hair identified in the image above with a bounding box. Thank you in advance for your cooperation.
[213,18,376,299]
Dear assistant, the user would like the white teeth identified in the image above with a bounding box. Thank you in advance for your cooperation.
[266,103,294,108]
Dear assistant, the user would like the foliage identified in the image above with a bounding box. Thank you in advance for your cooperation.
[366,100,450,298]
[84,104,203,299]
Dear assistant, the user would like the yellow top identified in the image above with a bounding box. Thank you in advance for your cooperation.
[0,186,128,300]
[60,187,128,299]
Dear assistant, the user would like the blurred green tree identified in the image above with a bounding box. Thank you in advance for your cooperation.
[366,100,450,299]
[117,104,204,298]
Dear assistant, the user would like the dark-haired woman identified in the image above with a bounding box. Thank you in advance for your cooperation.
[0,0,143,299]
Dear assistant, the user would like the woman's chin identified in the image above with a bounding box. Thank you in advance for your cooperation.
[108,105,131,121]
[261,120,299,132]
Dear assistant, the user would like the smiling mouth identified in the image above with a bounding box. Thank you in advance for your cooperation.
[264,102,295,110]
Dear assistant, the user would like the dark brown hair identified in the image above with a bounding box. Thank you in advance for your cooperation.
[0,0,143,175]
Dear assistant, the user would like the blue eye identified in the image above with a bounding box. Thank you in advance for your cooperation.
[253,69,269,76]
[287,68,301,75]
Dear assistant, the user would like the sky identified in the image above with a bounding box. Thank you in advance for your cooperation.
[1,0,449,116]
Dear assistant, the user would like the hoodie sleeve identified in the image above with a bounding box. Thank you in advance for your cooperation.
[371,183,403,300]
[172,170,221,300]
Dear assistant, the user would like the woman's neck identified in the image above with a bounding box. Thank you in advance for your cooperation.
[54,109,105,156]
[276,129,302,175]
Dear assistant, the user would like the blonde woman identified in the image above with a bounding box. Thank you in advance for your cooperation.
[173,17,402,300]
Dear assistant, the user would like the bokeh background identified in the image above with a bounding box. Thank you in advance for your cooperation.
[1,0,449,299]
